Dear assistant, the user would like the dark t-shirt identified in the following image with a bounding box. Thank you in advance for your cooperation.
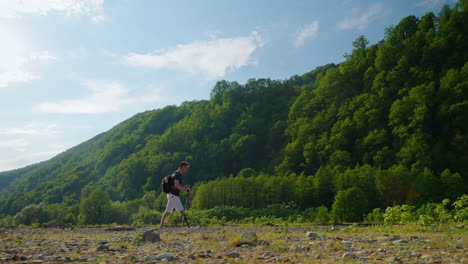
[170,171,183,196]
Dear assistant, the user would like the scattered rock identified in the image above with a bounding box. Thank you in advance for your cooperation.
[319,234,327,241]
[392,239,408,245]
[386,256,403,263]
[342,240,353,244]
[377,235,401,242]
[289,244,309,252]
[156,253,174,260]
[240,231,257,241]
[421,254,432,259]
[226,252,240,258]
[145,255,157,261]
[360,257,368,262]
[306,232,319,240]
[342,252,357,259]
[56,244,70,253]
[109,246,124,252]
[56,257,72,262]
[142,230,161,243]
[262,252,274,258]
[309,241,323,246]
[95,244,109,252]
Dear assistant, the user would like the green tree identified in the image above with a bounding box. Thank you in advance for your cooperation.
[331,187,368,222]
[79,189,112,224]
[14,203,49,225]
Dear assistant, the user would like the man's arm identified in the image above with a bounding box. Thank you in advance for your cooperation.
[174,179,189,192]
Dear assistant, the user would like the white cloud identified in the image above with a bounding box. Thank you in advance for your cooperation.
[68,48,87,60]
[294,21,319,47]
[124,31,265,80]
[91,14,106,23]
[0,29,36,87]
[338,2,384,30]
[0,69,38,88]
[0,29,56,88]
[29,51,58,61]
[33,80,164,114]
[0,138,30,152]
[0,0,105,18]
[0,148,65,172]
[0,123,59,136]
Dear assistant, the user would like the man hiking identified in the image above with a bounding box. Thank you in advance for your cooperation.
[159,161,192,229]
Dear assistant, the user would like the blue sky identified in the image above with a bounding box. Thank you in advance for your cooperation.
[0,0,457,172]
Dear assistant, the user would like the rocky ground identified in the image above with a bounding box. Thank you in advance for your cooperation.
[0,224,466,263]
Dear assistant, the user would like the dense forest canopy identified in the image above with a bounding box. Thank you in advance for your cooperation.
[0,2,467,224]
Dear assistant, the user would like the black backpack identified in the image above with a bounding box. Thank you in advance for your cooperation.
[161,173,174,193]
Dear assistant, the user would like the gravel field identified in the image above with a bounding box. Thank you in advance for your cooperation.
[0,224,466,263]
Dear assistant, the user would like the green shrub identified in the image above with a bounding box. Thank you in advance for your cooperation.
[0,215,15,227]
[131,206,162,225]
[302,207,318,222]
[384,204,415,225]
[453,195,468,222]
[434,199,453,223]
[205,206,250,221]
[315,206,330,224]
[254,203,299,219]
[366,208,384,223]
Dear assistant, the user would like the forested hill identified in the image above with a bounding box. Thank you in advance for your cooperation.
[0,2,467,218]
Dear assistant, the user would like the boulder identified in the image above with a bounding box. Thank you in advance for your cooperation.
[95,244,109,252]
[142,230,161,243]
[342,252,357,259]
[226,252,240,258]
[156,253,174,260]
[240,231,257,241]
[144,255,157,261]
[306,232,319,240]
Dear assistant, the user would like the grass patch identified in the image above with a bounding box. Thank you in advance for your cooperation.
[229,234,258,247]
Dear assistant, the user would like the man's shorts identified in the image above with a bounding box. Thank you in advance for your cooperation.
[165,193,184,213]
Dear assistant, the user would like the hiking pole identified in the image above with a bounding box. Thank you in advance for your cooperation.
[181,186,199,231]
[184,185,191,209]
[182,185,191,228]
[182,214,190,228]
